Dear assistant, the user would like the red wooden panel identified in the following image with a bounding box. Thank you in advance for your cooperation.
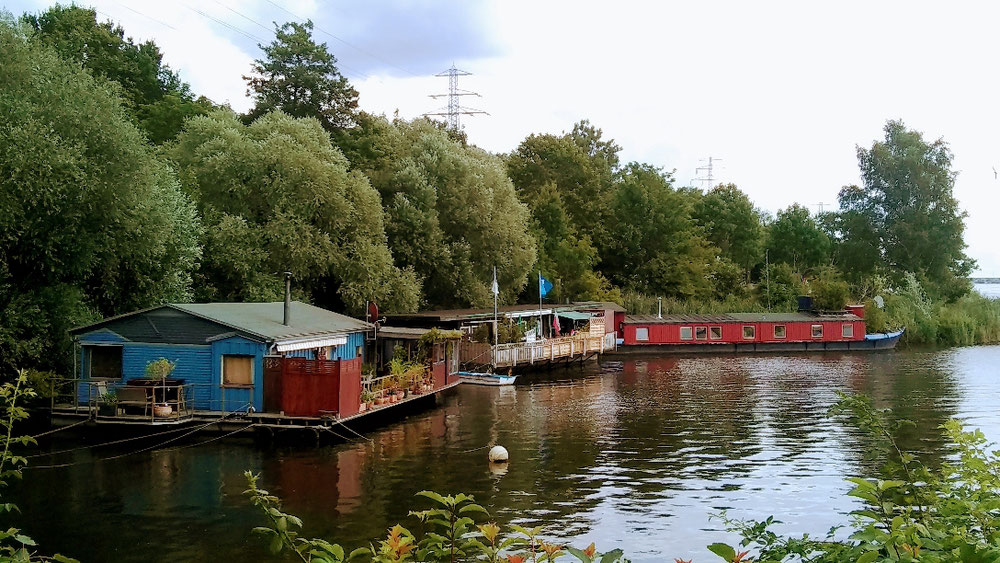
[338,358,361,417]
[263,356,283,413]
[280,358,340,417]
[432,361,446,389]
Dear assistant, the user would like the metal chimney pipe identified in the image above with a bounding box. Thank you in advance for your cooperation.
[283,272,292,326]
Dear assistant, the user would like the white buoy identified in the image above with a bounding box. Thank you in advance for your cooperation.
[488,445,509,463]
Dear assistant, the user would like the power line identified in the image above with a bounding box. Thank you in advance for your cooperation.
[424,65,488,131]
[265,0,419,78]
[693,156,723,190]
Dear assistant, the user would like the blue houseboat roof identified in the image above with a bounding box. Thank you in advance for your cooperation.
[71,301,372,349]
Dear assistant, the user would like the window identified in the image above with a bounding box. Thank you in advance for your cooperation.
[87,346,122,379]
[742,326,756,339]
[811,324,823,338]
[679,326,693,340]
[695,327,708,340]
[774,325,786,339]
[223,355,253,386]
[635,327,649,341]
[710,326,722,340]
[842,324,854,338]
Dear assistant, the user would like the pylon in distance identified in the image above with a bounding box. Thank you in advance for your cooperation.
[424,64,488,130]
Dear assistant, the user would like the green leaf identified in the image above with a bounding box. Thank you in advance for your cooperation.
[856,551,879,563]
[707,543,737,561]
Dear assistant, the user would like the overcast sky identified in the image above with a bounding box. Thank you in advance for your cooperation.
[8,0,1000,275]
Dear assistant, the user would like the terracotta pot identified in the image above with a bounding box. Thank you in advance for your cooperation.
[358,403,367,413]
[153,404,172,418]
[366,401,374,410]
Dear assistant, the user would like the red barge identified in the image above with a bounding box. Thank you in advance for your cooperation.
[615,304,903,354]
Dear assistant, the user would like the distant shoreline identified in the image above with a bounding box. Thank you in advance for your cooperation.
[972,278,1000,284]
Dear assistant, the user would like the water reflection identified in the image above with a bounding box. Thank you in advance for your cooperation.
[14,347,999,562]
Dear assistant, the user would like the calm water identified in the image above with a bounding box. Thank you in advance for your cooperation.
[13,346,1000,562]
[976,282,1000,298]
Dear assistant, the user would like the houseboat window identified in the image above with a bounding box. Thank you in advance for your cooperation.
[679,326,693,340]
[87,346,122,379]
[222,355,253,386]
[774,325,786,339]
[635,327,649,341]
[695,327,708,340]
[842,324,854,338]
[811,324,823,338]
[710,326,722,340]
[742,326,755,339]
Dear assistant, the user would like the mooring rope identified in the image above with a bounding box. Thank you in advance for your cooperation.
[30,418,88,438]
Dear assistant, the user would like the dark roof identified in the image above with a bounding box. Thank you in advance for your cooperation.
[72,302,371,344]
[572,301,626,312]
[388,302,623,323]
[377,326,433,340]
[624,312,861,324]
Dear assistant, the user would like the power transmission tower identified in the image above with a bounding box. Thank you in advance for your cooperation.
[424,64,488,130]
[693,156,723,190]
[815,202,830,214]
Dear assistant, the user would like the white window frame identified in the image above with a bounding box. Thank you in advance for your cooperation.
[774,325,786,339]
[679,326,693,340]
[742,326,756,340]
[709,326,722,340]
[695,326,708,340]
[221,354,254,387]
[635,327,649,342]
[842,324,854,338]
[811,324,823,338]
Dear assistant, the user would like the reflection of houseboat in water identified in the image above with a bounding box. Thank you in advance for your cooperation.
[613,301,903,354]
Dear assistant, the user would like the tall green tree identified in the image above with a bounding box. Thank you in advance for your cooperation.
[605,163,717,298]
[693,183,765,278]
[23,5,214,143]
[0,19,201,375]
[351,118,536,307]
[838,120,974,299]
[765,204,831,271]
[244,20,358,134]
[167,110,418,313]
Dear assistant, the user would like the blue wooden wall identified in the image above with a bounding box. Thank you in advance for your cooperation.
[77,330,266,412]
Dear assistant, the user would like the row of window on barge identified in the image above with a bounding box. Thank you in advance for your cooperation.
[617,304,893,353]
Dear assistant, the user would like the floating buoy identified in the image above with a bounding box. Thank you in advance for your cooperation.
[488,445,509,463]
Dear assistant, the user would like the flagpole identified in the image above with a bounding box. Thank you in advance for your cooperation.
[538,271,543,340]
[493,266,498,349]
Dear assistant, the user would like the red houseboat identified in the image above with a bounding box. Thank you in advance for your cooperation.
[617,304,903,354]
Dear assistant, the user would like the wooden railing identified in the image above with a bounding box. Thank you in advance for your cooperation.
[462,333,616,369]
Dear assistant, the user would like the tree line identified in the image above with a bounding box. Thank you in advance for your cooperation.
[0,6,977,378]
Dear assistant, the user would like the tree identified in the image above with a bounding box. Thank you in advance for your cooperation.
[356,118,536,308]
[765,204,831,271]
[693,184,765,279]
[167,110,419,313]
[23,5,213,143]
[0,19,201,376]
[244,20,358,133]
[838,120,974,300]
[604,163,717,299]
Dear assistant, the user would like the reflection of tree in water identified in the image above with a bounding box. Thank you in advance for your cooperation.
[834,349,962,478]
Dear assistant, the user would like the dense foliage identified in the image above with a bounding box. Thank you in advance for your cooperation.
[0,6,992,379]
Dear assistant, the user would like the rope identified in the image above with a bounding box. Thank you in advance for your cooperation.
[460,444,493,454]
[31,419,88,438]
[161,423,257,451]
[320,425,356,442]
[330,418,373,443]
[27,424,195,459]
[26,406,251,470]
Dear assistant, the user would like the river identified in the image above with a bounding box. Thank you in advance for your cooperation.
[13,346,1000,562]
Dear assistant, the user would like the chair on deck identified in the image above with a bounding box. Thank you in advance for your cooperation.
[117,386,151,417]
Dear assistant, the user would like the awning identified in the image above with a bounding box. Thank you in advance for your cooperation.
[275,335,348,352]
[557,311,592,321]
[505,309,552,319]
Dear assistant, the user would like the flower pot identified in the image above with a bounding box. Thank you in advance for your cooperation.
[153,404,173,418]
[366,401,374,410]
[98,404,117,417]
[358,403,367,413]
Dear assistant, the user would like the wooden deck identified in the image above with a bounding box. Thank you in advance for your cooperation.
[460,332,616,370]
[48,380,462,434]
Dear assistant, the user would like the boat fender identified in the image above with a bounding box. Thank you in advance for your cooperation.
[488,445,509,463]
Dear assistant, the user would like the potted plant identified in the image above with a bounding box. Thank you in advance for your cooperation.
[145,358,176,417]
[361,390,374,412]
[98,391,119,417]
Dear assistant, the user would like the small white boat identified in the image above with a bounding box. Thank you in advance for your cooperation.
[458,371,517,386]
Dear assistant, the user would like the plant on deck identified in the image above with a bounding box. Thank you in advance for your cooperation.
[244,474,628,562]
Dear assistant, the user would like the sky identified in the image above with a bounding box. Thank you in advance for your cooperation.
[7,0,1000,275]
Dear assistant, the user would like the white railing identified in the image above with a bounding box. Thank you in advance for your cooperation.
[491,333,609,368]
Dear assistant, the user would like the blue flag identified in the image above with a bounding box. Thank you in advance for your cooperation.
[539,273,553,298]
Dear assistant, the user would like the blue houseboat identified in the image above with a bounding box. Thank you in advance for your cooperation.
[69,301,371,422]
